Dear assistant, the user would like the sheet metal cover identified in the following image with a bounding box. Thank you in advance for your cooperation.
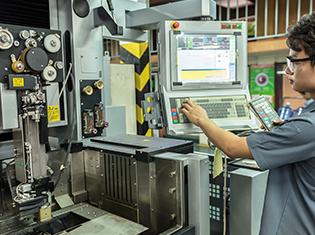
[87,135,193,156]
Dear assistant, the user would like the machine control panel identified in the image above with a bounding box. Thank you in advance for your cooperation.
[170,95,250,124]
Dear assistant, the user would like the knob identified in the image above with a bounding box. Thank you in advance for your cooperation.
[94,80,104,90]
[82,85,93,95]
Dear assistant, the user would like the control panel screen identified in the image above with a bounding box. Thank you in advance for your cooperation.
[176,34,236,84]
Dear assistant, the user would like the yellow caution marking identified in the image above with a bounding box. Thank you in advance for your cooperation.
[135,63,150,92]
[145,128,152,137]
[120,42,148,59]
[12,77,24,87]
[47,105,61,122]
[136,105,144,125]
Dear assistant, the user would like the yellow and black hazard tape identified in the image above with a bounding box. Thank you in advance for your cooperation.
[120,42,152,136]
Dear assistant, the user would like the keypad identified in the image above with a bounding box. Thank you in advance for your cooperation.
[170,95,249,124]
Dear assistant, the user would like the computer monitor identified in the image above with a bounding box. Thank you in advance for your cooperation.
[176,33,236,84]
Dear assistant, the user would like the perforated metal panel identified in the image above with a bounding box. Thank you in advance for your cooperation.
[0,0,50,28]
[103,153,137,206]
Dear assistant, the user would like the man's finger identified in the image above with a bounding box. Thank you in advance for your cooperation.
[182,102,192,111]
[181,108,188,115]
[273,119,284,125]
[186,99,194,106]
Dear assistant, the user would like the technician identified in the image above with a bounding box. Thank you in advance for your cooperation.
[182,13,315,235]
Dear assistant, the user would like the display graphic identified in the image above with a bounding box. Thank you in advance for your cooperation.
[176,34,236,83]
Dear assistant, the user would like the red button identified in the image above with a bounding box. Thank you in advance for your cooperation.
[171,108,177,112]
[221,24,227,29]
[172,116,178,120]
[172,21,180,29]
[232,24,237,29]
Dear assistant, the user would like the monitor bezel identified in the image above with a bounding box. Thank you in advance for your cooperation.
[170,31,241,91]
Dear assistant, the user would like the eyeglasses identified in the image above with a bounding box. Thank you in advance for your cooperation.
[286,56,315,71]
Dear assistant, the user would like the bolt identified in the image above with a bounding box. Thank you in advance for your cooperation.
[169,171,176,177]
[47,70,55,76]
[0,35,7,43]
[169,187,176,194]
[50,40,56,47]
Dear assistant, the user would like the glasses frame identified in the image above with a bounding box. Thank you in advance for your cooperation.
[286,56,315,71]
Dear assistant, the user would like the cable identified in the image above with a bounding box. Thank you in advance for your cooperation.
[53,73,76,188]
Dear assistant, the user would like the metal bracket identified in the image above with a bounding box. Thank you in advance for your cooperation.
[142,92,164,129]
[94,6,123,35]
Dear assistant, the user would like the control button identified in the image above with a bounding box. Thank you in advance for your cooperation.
[172,112,177,116]
[172,116,178,120]
[221,24,227,29]
[237,23,242,29]
[232,24,237,29]
[173,120,179,124]
[171,108,177,112]
[171,21,181,30]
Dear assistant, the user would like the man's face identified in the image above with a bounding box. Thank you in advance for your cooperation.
[286,48,315,93]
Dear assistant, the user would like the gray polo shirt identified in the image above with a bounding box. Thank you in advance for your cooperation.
[247,101,315,235]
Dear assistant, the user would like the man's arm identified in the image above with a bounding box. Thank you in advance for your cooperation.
[182,100,253,159]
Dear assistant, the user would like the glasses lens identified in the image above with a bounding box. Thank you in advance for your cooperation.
[286,58,294,71]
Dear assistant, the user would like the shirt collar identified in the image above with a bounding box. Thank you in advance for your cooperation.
[304,99,315,112]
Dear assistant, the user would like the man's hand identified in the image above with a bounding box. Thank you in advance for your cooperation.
[181,100,209,127]
[260,118,284,130]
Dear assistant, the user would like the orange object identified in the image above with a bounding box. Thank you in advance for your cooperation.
[171,21,181,30]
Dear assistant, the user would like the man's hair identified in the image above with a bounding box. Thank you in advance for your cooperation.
[287,13,315,63]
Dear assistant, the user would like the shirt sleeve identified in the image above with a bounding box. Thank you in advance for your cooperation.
[246,117,315,170]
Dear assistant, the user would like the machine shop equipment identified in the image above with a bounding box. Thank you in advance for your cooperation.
[0,23,67,220]
[0,0,266,235]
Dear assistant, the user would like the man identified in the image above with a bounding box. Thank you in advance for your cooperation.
[182,13,315,235]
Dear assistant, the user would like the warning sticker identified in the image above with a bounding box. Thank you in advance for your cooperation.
[13,77,24,87]
[47,106,61,122]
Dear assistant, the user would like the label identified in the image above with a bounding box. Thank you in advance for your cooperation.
[47,106,61,122]
[12,77,24,87]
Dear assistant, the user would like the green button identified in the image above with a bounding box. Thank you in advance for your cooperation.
[226,24,231,29]
[173,120,179,124]
[237,23,242,29]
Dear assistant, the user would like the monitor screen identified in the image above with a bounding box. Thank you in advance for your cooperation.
[176,34,236,84]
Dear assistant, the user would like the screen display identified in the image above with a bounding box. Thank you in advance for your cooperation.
[176,34,236,84]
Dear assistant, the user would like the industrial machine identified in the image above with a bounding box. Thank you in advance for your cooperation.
[0,0,214,235]
[0,0,267,235]
[0,23,66,219]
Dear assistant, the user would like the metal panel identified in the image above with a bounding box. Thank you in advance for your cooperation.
[187,154,210,235]
[84,150,101,205]
[71,152,88,203]
[100,152,138,221]
[230,168,269,235]
[126,0,216,30]
[0,83,18,130]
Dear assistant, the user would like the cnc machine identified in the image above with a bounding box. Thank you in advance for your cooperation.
[0,1,214,235]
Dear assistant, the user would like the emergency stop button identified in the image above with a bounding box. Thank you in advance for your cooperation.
[171,21,181,30]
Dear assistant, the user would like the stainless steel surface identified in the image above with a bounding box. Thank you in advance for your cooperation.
[70,152,87,203]
[126,0,216,30]
[84,150,102,206]
[230,168,269,235]
[0,83,18,130]
[66,204,147,235]
[25,117,48,180]
[187,153,210,235]
[83,135,198,234]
